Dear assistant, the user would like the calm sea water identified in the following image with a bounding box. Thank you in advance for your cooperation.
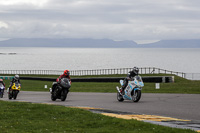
[0,47,200,73]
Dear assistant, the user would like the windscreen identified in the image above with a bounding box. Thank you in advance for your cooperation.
[0,83,4,87]
[60,78,71,88]
[135,75,143,82]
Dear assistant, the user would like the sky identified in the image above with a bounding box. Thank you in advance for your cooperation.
[0,0,200,44]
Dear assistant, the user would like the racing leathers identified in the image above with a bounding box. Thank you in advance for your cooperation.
[120,71,137,94]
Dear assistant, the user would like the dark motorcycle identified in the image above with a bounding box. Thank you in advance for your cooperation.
[50,78,71,101]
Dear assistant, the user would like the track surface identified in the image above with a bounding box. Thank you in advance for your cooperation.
[1,91,200,121]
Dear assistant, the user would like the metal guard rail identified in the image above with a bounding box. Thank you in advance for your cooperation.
[0,67,185,78]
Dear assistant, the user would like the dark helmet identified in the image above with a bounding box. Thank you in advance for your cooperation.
[64,70,70,76]
[132,67,139,75]
[14,75,19,80]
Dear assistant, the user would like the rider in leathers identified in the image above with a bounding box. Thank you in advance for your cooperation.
[0,79,5,87]
[120,67,139,94]
[56,70,71,84]
[9,75,20,91]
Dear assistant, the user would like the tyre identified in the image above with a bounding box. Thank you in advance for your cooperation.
[117,92,124,102]
[51,91,57,101]
[13,91,18,100]
[61,90,68,101]
[0,89,4,98]
[8,90,13,99]
[0,92,3,98]
[132,90,141,102]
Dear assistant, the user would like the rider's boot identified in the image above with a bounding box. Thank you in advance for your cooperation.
[120,87,124,95]
[120,88,123,93]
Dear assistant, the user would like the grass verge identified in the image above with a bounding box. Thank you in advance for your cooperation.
[1,74,200,94]
[0,100,195,133]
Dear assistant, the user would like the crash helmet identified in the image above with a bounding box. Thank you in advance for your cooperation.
[14,75,20,80]
[132,67,139,75]
[0,79,3,82]
[64,70,70,76]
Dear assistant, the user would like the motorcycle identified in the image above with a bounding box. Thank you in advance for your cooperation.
[50,78,71,101]
[0,83,5,98]
[8,82,21,100]
[116,75,144,102]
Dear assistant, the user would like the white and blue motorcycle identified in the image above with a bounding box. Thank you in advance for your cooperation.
[116,75,144,102]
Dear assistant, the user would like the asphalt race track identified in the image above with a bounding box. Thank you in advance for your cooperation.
[1,91,199,121]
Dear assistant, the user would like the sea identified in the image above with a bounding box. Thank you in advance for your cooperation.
[0,47,200,74]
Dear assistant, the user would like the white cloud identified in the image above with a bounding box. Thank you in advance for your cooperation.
[0,0,48,6]
[0,21,8,28]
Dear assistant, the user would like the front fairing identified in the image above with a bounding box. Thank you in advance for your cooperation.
[60,78,71,88]
[134,75,144,88]
[123,81,134,100]
[0,84,5,90]
[11,83,21,91]
[123,75,144,100]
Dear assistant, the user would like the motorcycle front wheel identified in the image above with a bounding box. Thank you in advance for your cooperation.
[0,92,3,98]
[61,89,68,101]
[117,92,124,102]
[132,90,141,102]
[13,90,19,100]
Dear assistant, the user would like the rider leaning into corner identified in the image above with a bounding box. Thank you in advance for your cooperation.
[9,74,20,90]
[57,70,71,84]
[0,79,5,87]
[10,75,20,85]
[120,67,139,94]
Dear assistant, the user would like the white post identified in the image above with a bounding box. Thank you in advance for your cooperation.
[155,83,160,89]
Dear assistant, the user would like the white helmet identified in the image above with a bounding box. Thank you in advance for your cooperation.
[14,75,19,80]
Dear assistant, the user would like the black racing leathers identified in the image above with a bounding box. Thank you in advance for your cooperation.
[121,71,137,92]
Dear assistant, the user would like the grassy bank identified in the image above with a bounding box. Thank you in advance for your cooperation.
[1,74,200,94]
[0,100,195,133]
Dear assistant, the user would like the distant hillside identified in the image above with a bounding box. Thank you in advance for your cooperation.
[0,38,200,48]
[0,38,138,48]
[139,39,200,48]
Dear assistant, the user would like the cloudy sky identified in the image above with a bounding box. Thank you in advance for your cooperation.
[0,0,200,43]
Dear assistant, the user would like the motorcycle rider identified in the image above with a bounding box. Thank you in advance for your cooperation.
[120,67,139,94]
[0,79,5,87]
[10,75,21,84]
[9,75,20,90]
[56,70,71,84]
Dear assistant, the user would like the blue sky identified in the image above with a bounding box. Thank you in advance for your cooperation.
[0,0,200,44]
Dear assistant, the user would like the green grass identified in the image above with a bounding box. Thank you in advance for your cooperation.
[0,100,195,133]
[1,74,200,94]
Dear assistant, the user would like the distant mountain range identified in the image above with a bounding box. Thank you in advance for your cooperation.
[0,38,200,48]
[140,39,200,48]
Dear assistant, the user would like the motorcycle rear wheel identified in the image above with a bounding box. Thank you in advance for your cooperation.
[8,90,13,99]
[117,92,124,102]
[132,90,141,102]
[51,91,57,101]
